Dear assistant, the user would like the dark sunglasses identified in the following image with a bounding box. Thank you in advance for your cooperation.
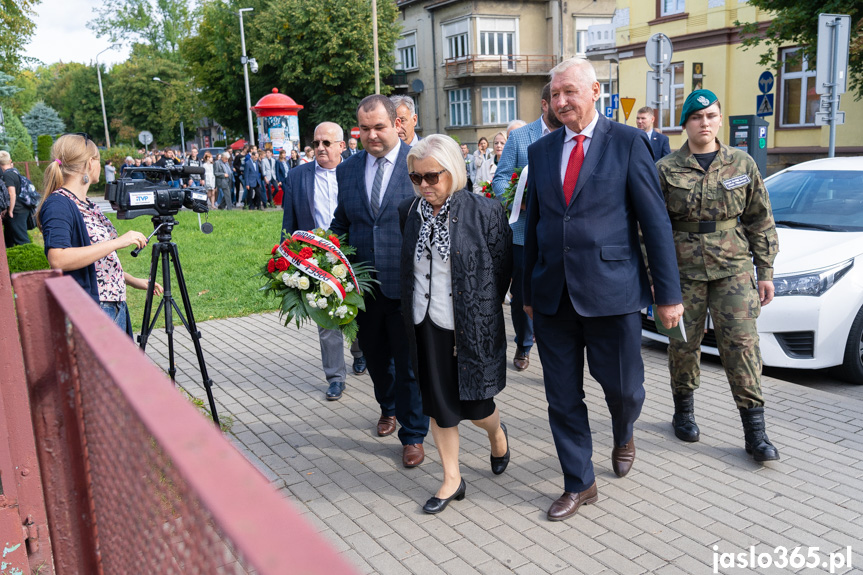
[67,132,92,143]
[409,169,448,186]
[312,140,341,148]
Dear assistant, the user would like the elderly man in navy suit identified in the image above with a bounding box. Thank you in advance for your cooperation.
[523,58,683,521]
[330,95,429,468]
[492,82,562,371]
[636,106,672,160]
[282,122,366,401]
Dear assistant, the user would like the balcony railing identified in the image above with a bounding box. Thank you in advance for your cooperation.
[445,54,559,78]
[384,70,409,86]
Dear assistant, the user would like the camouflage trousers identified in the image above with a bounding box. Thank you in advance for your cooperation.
[668,272,765,409]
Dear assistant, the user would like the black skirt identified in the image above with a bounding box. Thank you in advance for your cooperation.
[415,315,495,428]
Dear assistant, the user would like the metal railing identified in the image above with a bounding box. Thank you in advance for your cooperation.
[10,269,359,574]
[444,54,559,77]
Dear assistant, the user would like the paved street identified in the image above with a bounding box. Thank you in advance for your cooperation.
[143,308,863,575]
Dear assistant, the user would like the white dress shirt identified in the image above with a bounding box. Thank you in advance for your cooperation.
[540,116,551,137]
[412,216,454,330]
[313,162,339,229]
[364,145,401,206]
[559,110,600,187]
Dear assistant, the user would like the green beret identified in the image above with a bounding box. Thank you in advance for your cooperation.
[679,89,719,125]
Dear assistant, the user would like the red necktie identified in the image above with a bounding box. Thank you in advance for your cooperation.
[562,135,586,205]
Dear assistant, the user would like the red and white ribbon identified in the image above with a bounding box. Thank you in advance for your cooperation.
[277,231,362,301]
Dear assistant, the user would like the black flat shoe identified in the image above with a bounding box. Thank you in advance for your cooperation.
[422,479,466,514]
[490,423,510,475]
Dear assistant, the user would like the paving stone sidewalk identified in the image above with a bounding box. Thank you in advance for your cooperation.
[144,309,863,575]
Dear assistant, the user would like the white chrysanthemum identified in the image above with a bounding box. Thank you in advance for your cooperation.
[306,258,318,268]
[282,272,292,286]
[320,283,334,297]
[336,305,349,318]
[298,276,311,290]
[306,292,316,302]
[332,264,348,279]
[345,282,355,292]
[326,252,339,264]
[316,297,328,309]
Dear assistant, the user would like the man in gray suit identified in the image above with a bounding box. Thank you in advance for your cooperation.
[281,122,365,399]
[214,152,234,209]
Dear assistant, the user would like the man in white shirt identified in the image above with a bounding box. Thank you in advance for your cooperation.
[391,95,420,147]
[636,106,671,160]
[281,122,365,400]
[261,149,277,206]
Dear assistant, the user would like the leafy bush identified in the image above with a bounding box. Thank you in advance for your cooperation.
[11,139,34,162]
[37,135,53,161]
[6,243,49,274]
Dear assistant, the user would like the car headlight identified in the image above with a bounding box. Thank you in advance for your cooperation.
[773,259,854,297]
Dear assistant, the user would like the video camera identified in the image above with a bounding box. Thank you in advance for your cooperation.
[105,166,209,220]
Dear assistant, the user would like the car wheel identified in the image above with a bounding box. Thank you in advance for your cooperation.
[833,305,863,385]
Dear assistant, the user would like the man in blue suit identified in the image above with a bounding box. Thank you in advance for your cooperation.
[282,121,366,401]
[330,95,429,468]
[492,82,561,371]
[523,58,683,522]
[243,150,265,210]
[636,106,672,160]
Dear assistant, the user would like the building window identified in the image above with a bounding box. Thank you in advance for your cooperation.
[661,0,685,16]
[576,30,586,55]
[660,62,684,129]
[448,89,471,127]
[443,19,470,60]
[780,48,818,127]
[481,86,516,125]
[595,82,611,115]
[448,33,469,59]
[479,31,514,57]
[396,32,417,70]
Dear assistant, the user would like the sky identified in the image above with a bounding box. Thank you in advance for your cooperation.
[25,0,134,67]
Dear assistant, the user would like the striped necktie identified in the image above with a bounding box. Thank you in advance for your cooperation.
[370,157,385,217]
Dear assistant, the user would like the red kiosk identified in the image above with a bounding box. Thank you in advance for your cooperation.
[251,88,303,206]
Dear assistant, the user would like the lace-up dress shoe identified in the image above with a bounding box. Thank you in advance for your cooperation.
[352,355,367,375]
[513,348,530,371]
[325,381,345,401]
[611,437,636,477]
[403,444,425,468]
[423,479,466,514]
[490,423,510,475]
[547,482,598,521]
[376,415,396,436]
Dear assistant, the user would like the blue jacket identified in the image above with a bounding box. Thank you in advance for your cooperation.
[523,114,682,317]
[492,116,544,198]
[648,130,672,161]
[281,160,317,240]
[330,142,414,300]
[275,159,290,186]
[40,193,100,303]
[244,157,263,189]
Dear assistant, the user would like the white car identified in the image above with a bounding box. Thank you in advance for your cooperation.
[642,156,863,384]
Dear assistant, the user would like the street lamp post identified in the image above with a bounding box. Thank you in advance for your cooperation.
[96,44,119,148]
[238,8,255,146]
[153,77,185,152]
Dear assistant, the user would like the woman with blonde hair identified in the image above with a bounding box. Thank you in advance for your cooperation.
[38,133,162,336]
[473,131,507,194]
[399,134,513,514]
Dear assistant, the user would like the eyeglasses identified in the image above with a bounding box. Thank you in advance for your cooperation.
[409,169,448,186]
[312,140,342,148]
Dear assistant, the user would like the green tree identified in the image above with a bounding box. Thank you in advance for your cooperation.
[22,101,66,149]
[5,114,34,160]
[252,0,400,131]
[41,63,117,146]
[0,0,41,74]
[736,1,863,99]
[87,0,195,60]
[36,134,52,160]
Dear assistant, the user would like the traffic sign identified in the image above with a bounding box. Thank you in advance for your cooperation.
[645,33,673,70]
[756,94,774,117]
[611,94,619,109]
[620,97,636,121]
[605,107,614,119]
[758,71,774,94]
[350,126,360,139]
[816,14,850,95]
[646,71,671,109]
[138,130,153,146]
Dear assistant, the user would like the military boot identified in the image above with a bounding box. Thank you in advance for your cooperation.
[739,407,780,462]
[672,393,700,442]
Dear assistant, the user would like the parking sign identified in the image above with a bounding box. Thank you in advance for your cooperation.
[605,107,614,118]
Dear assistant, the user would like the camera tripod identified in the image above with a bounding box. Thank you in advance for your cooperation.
[136,215,220,426]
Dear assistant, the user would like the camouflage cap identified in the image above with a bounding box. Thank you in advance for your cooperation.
[679,89,719,126]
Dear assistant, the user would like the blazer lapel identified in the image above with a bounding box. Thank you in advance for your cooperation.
[304,163,316,224]
[377,143,408,216]
[571,115,611,204]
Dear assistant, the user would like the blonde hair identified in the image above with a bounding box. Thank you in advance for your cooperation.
[406,134,467,197]
[37,134,100,227]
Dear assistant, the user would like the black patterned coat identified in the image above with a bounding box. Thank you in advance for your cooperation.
[399,189,513,401]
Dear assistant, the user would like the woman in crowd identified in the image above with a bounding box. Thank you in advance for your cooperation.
[473,131,507,194]
[275,150,290,206]
[398,134,513,514]
[472,136,491,169]
[202,151,216,208]
[38,134,162,336]
[300,146,314,164]
[289,149,301,169]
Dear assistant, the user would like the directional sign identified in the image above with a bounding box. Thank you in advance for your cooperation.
[816,14,851,95]
[138,130,154,146]
[758,71,774,94]
[645,33,673,70]
[605,106,614,119]
[756,94,774,117]
[620,97,636,121]
[611,94,619,109]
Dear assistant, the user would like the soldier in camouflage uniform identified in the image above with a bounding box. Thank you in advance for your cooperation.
[656,89,780,462]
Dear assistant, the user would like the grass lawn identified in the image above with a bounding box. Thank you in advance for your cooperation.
[112,208,283,332]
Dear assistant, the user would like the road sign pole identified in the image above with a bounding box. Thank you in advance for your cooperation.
[828,18,840,158]
[657,61,664,132]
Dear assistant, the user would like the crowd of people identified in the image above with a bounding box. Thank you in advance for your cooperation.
[15,56,782,521]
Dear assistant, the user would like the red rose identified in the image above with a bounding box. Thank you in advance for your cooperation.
[299,247,314,259]
[281,239,292,249]
[510,172,518,182]
[275,258,289,271]
[484,191,493,198]
[328,235,341,247]
[267,259,276,273]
